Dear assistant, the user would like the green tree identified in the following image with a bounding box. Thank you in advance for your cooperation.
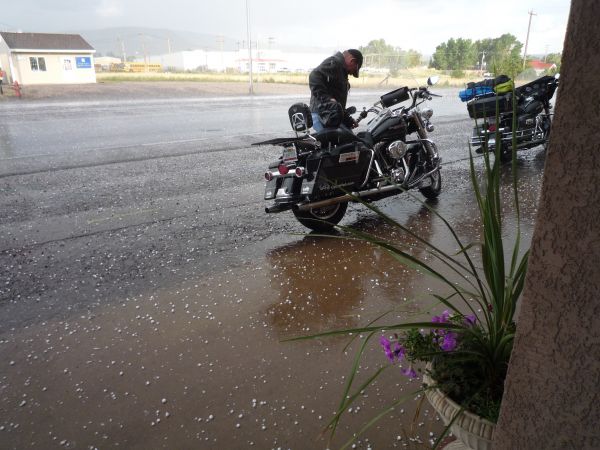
[406,50,423,67]
[476,33,523,77]
[430,42,449,69]
[431,33,524,75]
[545,52,562,72]
[359,39,423,70]
[430,38,476,70]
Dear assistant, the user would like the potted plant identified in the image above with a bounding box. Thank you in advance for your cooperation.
[290,110,527,449]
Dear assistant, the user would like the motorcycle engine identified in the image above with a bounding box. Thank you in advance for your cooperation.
[391,167,405,183]
[387,140,408,160]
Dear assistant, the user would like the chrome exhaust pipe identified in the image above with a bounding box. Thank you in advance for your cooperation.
[294,184,402,212]
[265,204,289,213]
[294,165,441,212]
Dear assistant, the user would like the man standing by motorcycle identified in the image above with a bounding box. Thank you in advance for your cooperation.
[309,49,363,131]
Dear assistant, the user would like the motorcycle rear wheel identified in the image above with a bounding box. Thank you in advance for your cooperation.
[419,171,442,199]
[293,202,348,231]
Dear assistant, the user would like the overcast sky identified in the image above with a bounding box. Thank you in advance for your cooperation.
[0,0,571,55]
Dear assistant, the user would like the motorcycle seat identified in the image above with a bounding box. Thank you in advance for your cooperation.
[314,127,374,148]
[314,127,358,146]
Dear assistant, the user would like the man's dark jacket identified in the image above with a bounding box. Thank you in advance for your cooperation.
[309,52,350,114]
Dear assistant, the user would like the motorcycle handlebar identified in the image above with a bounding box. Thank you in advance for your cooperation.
[352,86,441,123]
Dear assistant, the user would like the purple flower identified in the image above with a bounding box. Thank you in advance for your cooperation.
[380,336,405,363]
[394,343,406,360]
[465,315,477,326]
[401,366,418,378]
[432,310,450,324]
[440,332,458,352]
[379,336,394,362]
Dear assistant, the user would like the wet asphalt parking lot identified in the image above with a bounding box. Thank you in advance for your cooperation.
[0,88,546,449]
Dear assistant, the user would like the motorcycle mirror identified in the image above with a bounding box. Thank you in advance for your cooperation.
[427,75,440,86]
[554,73,560,80]
[345,106,357,115]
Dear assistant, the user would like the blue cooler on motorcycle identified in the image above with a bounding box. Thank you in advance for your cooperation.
[459,86,494,102]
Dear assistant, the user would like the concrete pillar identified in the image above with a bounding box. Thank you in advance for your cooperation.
[493,1,600,449]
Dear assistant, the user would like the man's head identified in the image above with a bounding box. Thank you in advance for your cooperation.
[343,49,363,78]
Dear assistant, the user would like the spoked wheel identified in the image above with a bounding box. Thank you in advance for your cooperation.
[419,171,442,199]
[293,202,348,232]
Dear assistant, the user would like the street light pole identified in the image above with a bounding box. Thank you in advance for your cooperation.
[245,0,254,95]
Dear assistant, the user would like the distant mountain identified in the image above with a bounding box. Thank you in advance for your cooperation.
[73,27,239,59]
[74,27,334,59]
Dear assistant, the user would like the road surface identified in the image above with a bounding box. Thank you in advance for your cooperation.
[0,88,545,449]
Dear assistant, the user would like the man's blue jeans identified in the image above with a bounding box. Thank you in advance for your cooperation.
[311,113,324,132]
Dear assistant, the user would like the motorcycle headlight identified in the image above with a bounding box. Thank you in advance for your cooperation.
[388,140,408,159]
[421,108,433,120]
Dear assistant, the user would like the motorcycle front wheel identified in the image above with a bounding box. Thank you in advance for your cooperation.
[419,171,442,199]
[293,202,348,232]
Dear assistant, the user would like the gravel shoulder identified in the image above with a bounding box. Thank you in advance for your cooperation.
[1,80,312,101]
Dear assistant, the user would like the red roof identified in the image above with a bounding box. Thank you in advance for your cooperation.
[528,60,556,70]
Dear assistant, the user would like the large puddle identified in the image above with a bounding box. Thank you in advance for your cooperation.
[0,154,545,449]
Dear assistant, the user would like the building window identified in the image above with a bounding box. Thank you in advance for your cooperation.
[269,63,276,71]
[29,57,46,72]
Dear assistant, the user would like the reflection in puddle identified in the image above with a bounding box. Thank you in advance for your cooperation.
[265,206,436,337]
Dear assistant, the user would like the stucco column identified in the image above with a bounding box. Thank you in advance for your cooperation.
[493,1,600,449]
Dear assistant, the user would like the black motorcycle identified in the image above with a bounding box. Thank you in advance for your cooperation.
[254,77,442,231]
[468,74,560,161]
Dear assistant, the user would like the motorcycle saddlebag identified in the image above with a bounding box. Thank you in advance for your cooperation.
[304,142,371,199]
[467,93,514,119]
[380,87,410,107]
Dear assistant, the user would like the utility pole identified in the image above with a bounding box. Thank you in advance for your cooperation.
[167,37,172,54]
[117,36,126,62]
[245,0,254,94]
[523,10,537,69]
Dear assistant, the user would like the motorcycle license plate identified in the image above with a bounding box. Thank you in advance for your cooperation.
[282,147,297,164]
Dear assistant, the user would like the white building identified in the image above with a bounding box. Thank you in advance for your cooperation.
[141,48,331,73]
[0,32,96,85]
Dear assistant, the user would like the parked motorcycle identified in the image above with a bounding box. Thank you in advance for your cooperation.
[254,77,442,231]
[468,74,560,161]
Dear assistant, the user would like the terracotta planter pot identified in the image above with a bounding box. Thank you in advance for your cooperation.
[423,367,496,450]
